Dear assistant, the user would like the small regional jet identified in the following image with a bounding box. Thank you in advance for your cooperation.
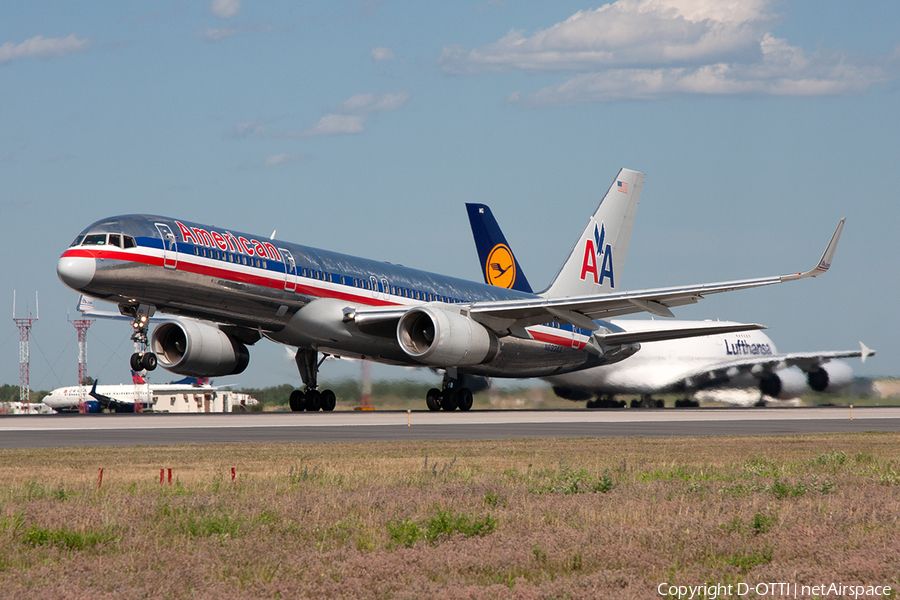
[41,372,242,413]
[466,202,872,407]
[57,168,842,412]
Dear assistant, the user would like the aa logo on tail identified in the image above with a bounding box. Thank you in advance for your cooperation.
[579,222,615,288]
[485,243,516,289]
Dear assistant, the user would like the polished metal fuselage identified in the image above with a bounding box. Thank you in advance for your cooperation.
[60,215,637,379]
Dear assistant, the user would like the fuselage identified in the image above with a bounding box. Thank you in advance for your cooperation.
[545,319,779,394]
[57,215,637,379]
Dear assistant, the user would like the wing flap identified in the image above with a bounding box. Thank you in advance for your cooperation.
[593,322,766,347]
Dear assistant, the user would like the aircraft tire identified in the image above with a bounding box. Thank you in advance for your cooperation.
[441,389,459,411]
[457,388,473,411]
[305,389,322,411]
[426,388,441,411]
[141,352,157,371]
[130,353,142,372]
[320,389,336,412]
[289,390,305,412]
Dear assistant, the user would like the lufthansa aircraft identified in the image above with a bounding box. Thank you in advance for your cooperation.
[57,168,843,412]
[466,202,871,407]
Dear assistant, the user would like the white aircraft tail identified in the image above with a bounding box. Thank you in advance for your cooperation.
[541,168,643,298]
[77,294,95,313]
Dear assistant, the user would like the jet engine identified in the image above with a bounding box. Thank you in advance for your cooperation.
[806,361,853,392]
[397,306,499,367]
[150,319,250,377]
[758,368,807,400]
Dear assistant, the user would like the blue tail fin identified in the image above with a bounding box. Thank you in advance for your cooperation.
[466,203,533,293]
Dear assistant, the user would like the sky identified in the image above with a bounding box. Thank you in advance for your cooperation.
[1,0,898,394]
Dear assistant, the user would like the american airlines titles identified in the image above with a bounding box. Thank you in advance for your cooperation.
[725,338,772,356]
[175,221,281,262]
[580,222,615,288]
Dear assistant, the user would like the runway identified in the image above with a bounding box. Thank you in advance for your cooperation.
[1,406,898,449]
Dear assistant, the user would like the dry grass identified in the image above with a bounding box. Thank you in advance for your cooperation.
[0,434,899,599]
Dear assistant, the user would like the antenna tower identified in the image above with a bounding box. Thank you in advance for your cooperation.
[69,315,94,386]
[13,291,39,412]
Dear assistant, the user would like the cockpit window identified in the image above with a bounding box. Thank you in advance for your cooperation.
[82,234,108,246]
[123,236,136,249]
[70,235,85,247]
[108,234,122,248]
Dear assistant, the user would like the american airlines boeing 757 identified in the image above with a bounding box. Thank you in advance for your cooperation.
[56,168,844,411]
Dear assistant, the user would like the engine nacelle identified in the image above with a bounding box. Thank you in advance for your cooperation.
[397,306,499,367]
[759,368,807,400]
[807,361,853,392]
[150,320,249,377]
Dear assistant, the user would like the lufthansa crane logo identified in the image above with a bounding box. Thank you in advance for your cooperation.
[486,244,516,289]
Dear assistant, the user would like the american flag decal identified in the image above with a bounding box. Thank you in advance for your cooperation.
[617,181,628,193]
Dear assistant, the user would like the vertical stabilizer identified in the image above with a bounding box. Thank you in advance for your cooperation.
[540,168,643,298]
[466,203,534,293]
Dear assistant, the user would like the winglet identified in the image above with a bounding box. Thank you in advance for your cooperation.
[781,218,845,281]
[860,341,875,364]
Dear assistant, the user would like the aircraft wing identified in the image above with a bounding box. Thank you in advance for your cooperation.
[675,342,874,388]
[591,322,767,347]
[468,218,845,336]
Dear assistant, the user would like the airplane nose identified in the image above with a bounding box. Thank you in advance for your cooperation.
[57,255,96,290]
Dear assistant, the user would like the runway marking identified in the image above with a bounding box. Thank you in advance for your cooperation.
[2,407,897,432]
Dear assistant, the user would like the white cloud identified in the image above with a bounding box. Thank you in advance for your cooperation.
[0,34,91,65]
[441,0,893,103]
[228,120,268,139]
[263,153,304,166]
[231,92,410,140]
[198,28,238,41]
[210,0,241,19]
[338,92,410,114]
[295,114,367,137]
[283,92,410,137]
[371,47,395,61]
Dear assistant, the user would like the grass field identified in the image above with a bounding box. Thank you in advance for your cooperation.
[1,434,898,599]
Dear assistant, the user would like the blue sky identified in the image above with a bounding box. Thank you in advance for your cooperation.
[1,0,898,392]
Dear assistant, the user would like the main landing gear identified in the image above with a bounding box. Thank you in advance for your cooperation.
[425,372,473,412]
[586,395,625,409]
[127,305,157,372]
[289,348,336,412]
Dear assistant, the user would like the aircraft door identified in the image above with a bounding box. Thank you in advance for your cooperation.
[155,223,178,269]
[280,248,297,292]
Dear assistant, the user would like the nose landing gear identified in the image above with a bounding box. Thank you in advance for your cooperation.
[125,304,157,372]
